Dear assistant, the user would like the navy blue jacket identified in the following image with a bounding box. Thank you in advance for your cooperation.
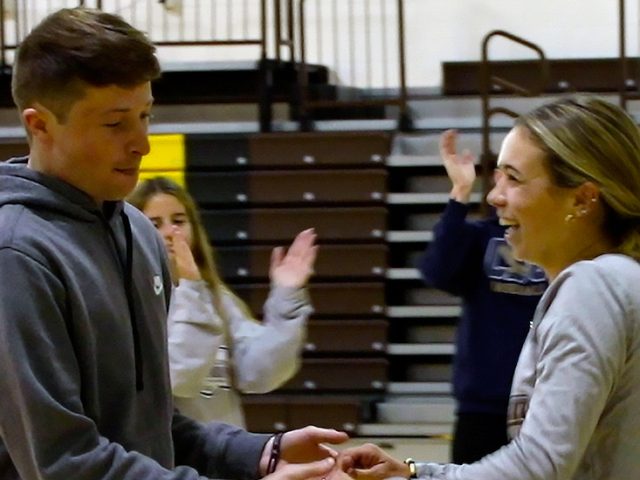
[418,200,547,415]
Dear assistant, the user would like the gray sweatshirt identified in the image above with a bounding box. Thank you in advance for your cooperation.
[0,159,269,479]
[414,254,640,479]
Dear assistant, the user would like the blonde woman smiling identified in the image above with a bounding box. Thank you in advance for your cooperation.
[331,96,640,479]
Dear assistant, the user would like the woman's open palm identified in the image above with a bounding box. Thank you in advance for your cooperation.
[270,229,318,288]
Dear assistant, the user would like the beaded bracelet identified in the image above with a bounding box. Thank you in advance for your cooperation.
[266,431,284,475]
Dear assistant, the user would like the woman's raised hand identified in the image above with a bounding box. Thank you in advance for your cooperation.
[169,226,201,281]
[270,228,318,288]
[440,129,477,203]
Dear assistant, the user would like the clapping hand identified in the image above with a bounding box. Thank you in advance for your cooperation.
[167,226,201,281]
[270,229,318,288]
[440,129,476,204]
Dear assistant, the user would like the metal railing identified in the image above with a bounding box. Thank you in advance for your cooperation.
[480,30,549,212]
[1,1,270,66]
[0,0,275,127]
[1,0,410,132]
[293,0,410,131]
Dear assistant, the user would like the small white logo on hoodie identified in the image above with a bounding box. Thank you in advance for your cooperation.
[153,275,163,296]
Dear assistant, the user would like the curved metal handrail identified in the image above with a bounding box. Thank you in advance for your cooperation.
[481,30,549,98]
[480,30,549,212]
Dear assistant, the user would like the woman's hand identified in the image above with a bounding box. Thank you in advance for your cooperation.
[440,129,476,204]
[270,229,318,288]
[332,443,410,480]
[169,226,201,281]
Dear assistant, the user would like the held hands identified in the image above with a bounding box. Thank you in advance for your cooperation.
[328,443,410,480]
[270,229,318,289]
[440,129,476,204]
[259,430,408,480]
[168,226,201,281]
[260,426,349,479]
[262,457,337,480]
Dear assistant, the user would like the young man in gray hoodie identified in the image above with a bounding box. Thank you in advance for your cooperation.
[0,7,346,480]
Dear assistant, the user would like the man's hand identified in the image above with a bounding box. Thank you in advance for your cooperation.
[440,129,476,204]
[263,457,336,480]
[259,426,349,476]
[270,229,318,288]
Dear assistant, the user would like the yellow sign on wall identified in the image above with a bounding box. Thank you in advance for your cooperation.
[139,134,186,187]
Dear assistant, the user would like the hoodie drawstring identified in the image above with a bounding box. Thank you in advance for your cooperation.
[120,211,144,391]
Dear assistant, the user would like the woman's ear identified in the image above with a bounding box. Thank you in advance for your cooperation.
[573,181,600,218]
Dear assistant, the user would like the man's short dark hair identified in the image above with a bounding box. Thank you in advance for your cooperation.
[11,7,161,121]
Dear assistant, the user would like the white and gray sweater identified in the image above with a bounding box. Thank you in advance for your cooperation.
[412,254,640,479]
[168,280,311,426]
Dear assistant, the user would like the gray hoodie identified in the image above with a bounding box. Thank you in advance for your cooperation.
[0,158,268,479]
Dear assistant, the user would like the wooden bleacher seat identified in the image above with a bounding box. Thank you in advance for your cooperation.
[217,244,387,280]
[233,282,385,317]
[248,131,391,167]
[242,395,362,433]
[186,169,386,205]
[184,131,390,169]
[280,358,388,391]
[186,134,251,169]
[305,319,388,353]
[200,207,387,244]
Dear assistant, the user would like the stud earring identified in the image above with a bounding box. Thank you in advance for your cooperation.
[565,213,575,223]
[578,208,588,217]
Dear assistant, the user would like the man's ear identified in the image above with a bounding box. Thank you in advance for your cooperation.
[22,106,53,140]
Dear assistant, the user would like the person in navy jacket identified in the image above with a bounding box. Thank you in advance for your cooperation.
[417,130,547,463]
